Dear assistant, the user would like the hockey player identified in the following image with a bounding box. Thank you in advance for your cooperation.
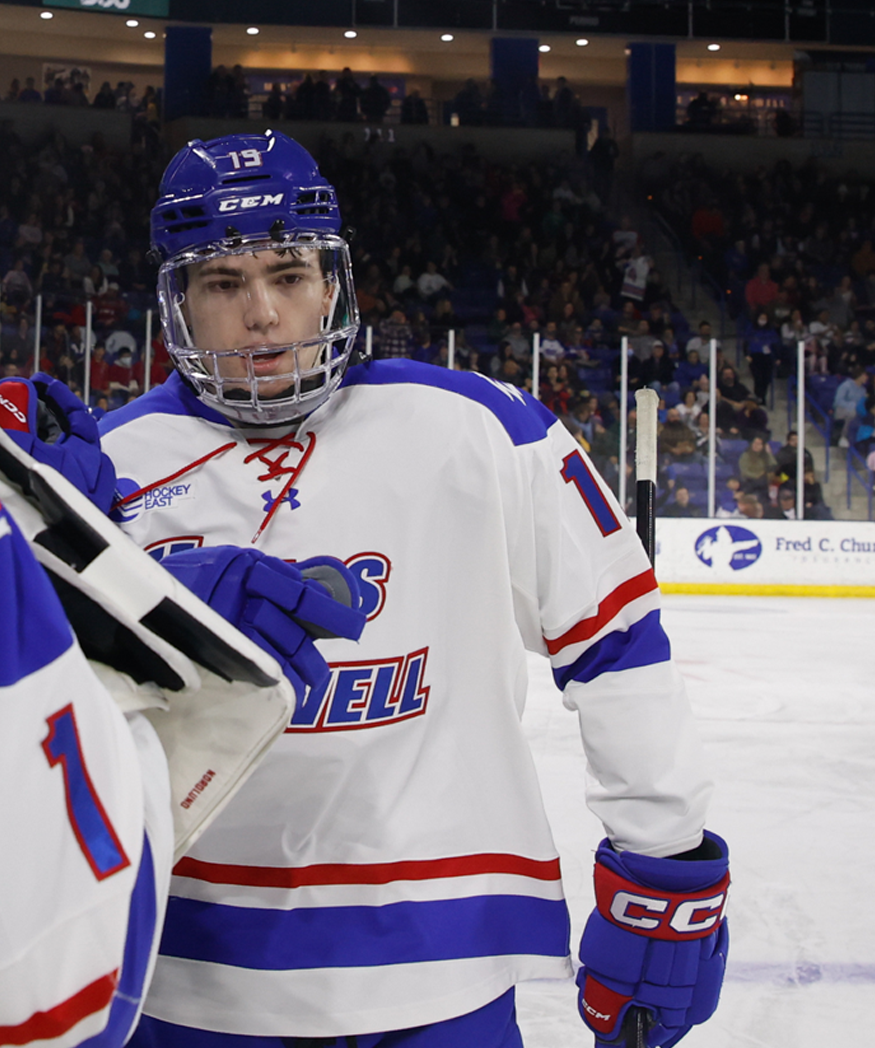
[0,376,364,1047]
[94,131,729,1048]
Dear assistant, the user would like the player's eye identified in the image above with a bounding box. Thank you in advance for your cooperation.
[277,273,303,287]
[205,278,239,292]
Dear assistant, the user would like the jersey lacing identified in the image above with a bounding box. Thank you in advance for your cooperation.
[109,429,317,545]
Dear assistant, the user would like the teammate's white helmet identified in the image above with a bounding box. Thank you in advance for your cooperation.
[151,130,360,426]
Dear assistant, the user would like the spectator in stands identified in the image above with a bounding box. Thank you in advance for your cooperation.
[361,76,391,123]
[745,262,779,317]
[675,387,702,426]
[539,321,565,362]
[92,80,115,109]
[745,311,779,404]
[83,263,108,298]
[94,282,128,332]
[661,484,702,518]
[107,346,138,406]
[89,343,111,401]
[781,308,808,353]
[718,365,752,412]
[639,340,676,396]
[401,90,428,125]
[377,309,413,359]
[736,398,771,442]
[63,239,91,290]
[834,367,869,446]
[628,319,655,364]
[417,261,452,301]
[773,431,814,483]
[430,297,460,338]
[2,258,33,309]
[44,77,66,106]
[262,83,285,121]
[766,485,798,520]
[684,320,719,360]
[674,348,708,390]
[540,363,573,417]
[686,91,717,129]
[658,408,698,462]
[736,492,764,519]
[738,435,776,500]
[334,68,361,122]
[18,77,41,103]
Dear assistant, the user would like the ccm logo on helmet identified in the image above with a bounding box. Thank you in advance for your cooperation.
[218,193,284,213]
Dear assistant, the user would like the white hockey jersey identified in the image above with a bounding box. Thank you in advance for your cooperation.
[99,360,712,1038]
[0,501,173,1048]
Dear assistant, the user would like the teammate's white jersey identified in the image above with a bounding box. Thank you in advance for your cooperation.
[99,359,712,1039]
[0,501,173,1048]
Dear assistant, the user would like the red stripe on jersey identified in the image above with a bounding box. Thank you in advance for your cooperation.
[0,970,117,1045]
[544,569,658,656]
[173,852,562,889]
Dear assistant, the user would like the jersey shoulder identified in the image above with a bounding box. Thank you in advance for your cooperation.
[342,359,558,447]
[99,373,230,437]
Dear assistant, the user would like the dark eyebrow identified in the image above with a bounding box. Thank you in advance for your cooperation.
[194,258,313,280]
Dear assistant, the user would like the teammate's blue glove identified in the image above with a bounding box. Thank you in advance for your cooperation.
[577,831,729,1048]
[0,373,117,514]
[160,546,366,699]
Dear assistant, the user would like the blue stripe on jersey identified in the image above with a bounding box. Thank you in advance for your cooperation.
[99,372,231,436]
[78,832,158,1048]
[0,504,73,685]
[159,893,570,970]
[341,360,558,446]
[552,609,671,690]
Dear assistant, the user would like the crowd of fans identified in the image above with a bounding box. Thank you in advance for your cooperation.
[646,151,875,461]
[4,75,160,121]
[0,86,861,518]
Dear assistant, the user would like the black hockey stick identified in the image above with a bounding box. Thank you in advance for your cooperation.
[622,388,659,1048]
[634,388,658,567]
[622,1005,650,1048]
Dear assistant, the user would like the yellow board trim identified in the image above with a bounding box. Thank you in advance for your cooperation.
[659,583,875,598]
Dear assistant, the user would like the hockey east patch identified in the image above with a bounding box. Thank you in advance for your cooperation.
[286,648,430,731]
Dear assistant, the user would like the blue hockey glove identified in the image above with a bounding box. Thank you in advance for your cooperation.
[0,373,117,514]
[577,831,729,1048]
[161,546,366,699]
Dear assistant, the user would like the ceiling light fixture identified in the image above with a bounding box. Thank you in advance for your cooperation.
[441,33,454,42]
[126,18,139,27]
[707,43,721,51]
[143,30,156,39]
[539,44,551,53]
[246,26,259,35]
[40,10,53,18]
[344,29,357,39]
[576,38,589,46]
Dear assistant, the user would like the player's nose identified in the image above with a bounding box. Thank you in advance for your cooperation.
[242,280,280,332]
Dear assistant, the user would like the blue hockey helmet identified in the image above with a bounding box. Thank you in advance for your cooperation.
[151,130,360,427]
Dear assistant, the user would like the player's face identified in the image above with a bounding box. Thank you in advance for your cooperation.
[182,246,334,398]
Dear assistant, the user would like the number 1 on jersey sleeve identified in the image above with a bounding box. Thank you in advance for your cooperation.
[43,704,131,881]
[560,450,622,537]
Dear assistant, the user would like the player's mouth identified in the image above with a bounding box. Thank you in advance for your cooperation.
[244,346,289,375]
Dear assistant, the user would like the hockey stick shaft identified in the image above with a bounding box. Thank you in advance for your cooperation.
[634,388,658,567]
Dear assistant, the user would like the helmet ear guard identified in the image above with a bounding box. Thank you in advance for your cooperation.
[151,131,362,426]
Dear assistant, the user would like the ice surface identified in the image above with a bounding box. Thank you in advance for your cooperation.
[517,595,875,1048]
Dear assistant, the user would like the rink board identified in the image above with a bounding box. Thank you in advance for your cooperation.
[652,518,875,596]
